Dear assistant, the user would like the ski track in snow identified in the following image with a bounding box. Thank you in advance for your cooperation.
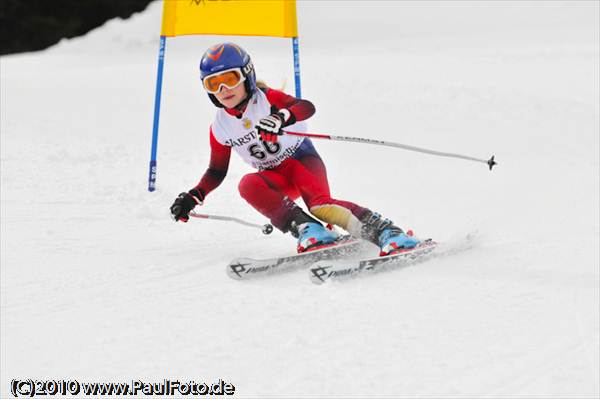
[1,1,599,397]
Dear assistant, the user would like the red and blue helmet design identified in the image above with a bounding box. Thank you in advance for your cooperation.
[199,43,257,108]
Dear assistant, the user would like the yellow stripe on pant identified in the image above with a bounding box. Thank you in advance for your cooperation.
[309,204,363,237]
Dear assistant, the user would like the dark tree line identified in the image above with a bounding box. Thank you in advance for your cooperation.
[0,0,153,55]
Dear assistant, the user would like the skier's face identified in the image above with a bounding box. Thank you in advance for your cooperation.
[214,83,247,109]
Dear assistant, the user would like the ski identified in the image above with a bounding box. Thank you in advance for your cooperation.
[308,239,438,284]
[227,236,362,280]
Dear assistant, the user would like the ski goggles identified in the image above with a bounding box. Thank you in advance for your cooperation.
[202,68,246,94]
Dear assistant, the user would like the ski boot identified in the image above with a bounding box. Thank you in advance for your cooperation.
[283,203,340,253]
[292,222,339,253]
[360,211,421,256]
[378,227,421,256]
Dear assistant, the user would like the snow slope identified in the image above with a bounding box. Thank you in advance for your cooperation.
[1,1,598,397]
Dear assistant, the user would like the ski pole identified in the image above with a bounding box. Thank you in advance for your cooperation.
[283,130,497,171]
[189,211,274,235]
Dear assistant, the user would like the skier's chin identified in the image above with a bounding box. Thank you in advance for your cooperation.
[222,94,247,110]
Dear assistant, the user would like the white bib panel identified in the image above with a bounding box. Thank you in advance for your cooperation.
[211,90,306,170]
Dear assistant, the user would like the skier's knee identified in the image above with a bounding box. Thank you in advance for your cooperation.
[238,173,263,200]
[307,195,332,209]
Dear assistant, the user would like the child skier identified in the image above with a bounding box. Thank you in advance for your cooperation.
[170,43,420,255]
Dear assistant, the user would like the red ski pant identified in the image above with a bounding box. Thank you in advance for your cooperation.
[238,152,369,235]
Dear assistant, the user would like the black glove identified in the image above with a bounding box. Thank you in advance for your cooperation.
[170,188,204,222]
[256,109,293,143]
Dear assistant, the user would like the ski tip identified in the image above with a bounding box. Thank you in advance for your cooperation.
[308,260,332,285]
[226,258,254,280]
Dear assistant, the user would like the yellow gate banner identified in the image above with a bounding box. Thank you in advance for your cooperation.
[161,0,298,38]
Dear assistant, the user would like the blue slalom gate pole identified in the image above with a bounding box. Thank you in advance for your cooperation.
[292,37,302,99]
[148,36,167,192]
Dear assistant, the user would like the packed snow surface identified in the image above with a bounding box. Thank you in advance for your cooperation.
[2,1,598,397]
